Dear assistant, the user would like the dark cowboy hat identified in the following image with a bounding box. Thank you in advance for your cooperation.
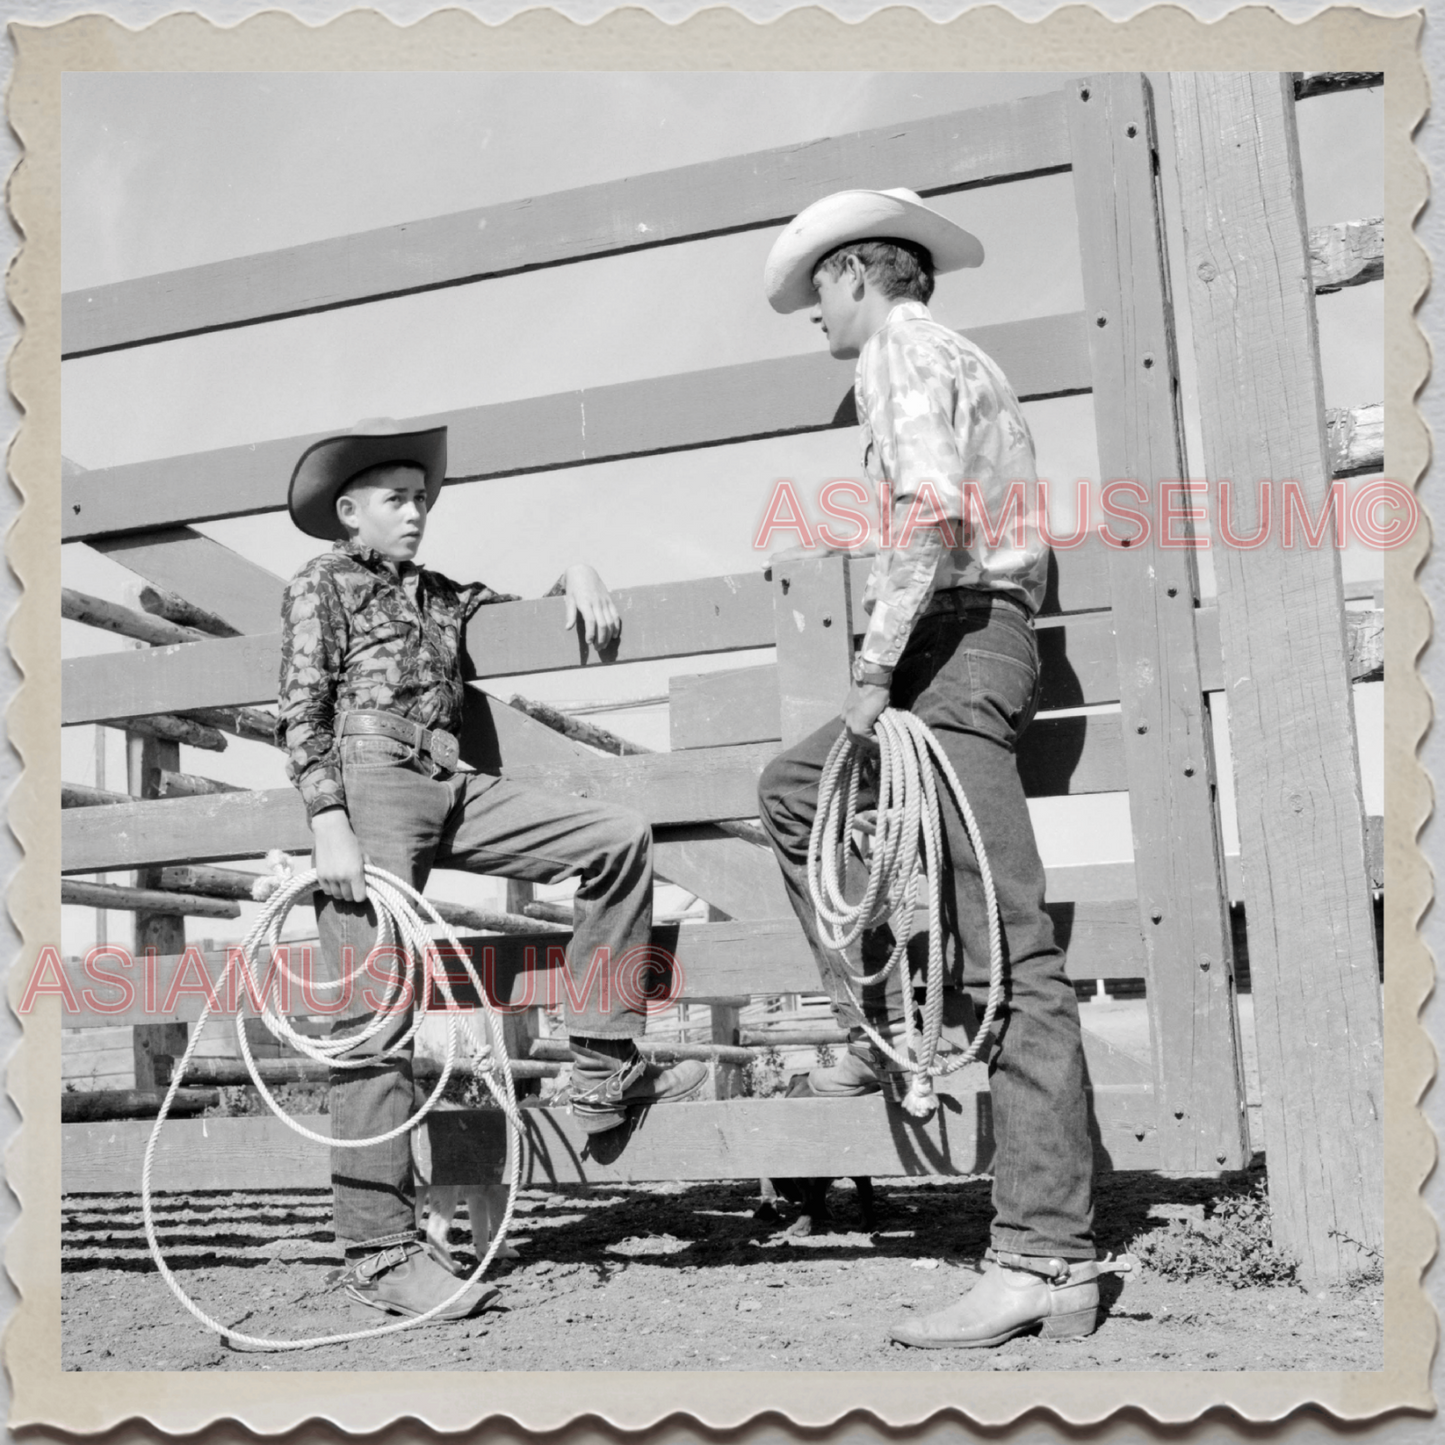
[287,418,447,541]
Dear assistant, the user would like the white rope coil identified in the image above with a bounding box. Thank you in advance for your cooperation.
[141,865,525,1351]
[806,709,1005,1119]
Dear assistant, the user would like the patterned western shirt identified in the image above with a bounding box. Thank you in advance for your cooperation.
[278,538,520,819]
[856,301,1048,671]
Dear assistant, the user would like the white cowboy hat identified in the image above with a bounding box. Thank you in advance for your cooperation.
[288,418,447,541]
[763,187,984,314]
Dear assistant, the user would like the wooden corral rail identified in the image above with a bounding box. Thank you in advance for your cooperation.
[58,73,1384,1280]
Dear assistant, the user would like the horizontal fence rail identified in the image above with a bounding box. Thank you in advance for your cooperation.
[61,1076,1159,1192]
[52,904,1148,1029]
[62,90,1071,357]
[62,314,1091,542]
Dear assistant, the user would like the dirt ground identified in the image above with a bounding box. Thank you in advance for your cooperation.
[61,1172,1382,1373]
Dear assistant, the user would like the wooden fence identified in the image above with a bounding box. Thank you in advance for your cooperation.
[56,72,1384,1283]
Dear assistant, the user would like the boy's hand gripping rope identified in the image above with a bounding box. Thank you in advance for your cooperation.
[806,708,1004,1120]
[141,864,525,1352]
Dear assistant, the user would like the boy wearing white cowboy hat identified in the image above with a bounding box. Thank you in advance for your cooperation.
[278,418,706,1322]
[757,191,1100,1348]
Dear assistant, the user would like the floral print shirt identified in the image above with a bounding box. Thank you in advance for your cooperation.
[278,538,519,819]
[856,301,1048,670]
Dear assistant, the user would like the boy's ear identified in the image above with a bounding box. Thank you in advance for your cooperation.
[334,490,357,531]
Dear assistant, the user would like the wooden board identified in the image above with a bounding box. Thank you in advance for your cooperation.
[58,902,1147,1029]
[62,90,1070,356]
[1071,73,1249,1173]
[1172,72,1382,1281]
[63,709,1129,874]
[63,314,1091,542]
[60,1083,1159,1193]
[671,610,1133,749]
[771,554,854,746]
[651,828,793,922]
[89,528,288,635]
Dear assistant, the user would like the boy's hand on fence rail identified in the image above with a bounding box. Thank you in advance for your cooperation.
[311,808,369,903]
[562,564,621,650]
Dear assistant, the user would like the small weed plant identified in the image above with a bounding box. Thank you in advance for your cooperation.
[1136,1179,1299,1289]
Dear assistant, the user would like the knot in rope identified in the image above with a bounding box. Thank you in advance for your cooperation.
[806,708,1005,1120]
[143,864,525,1351]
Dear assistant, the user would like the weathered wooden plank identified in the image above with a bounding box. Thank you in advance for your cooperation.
[57,902,1147,1030]
[1309,218,1383,293]
[62,91,1070,357]
[62,634,280,726]
[91,528,287,636]
[1326,402,1384,478]
[60,879,240,920]
[1347,608,1384,683]
[1172,72,1382,1282]
[671,611,1127,749]
[1072,73,1249,1172]
[671,665,781,751]
[62,314,1091,542]
[60,1082,1159,1193]
[772,554,854,746]
[60,574,788,724]
[652,828,793,921]
[127,732,190,1093]
[466,572,776,678]
[63,708,1127,875]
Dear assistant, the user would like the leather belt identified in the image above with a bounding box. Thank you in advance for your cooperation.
[922,588,1029,620]
[340,710,461,771]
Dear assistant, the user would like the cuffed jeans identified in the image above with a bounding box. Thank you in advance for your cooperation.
[318,731,652,1249]
[757,594,1095,1259]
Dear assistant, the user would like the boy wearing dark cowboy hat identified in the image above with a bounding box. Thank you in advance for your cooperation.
[756,190,1100,1348]
[279,418,706,1321]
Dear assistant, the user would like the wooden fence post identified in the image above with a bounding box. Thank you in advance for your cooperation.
[126,730,189,1090]
[1170,72,1382,1283]
[770,553,854,747]
[1069,73,1250,1171]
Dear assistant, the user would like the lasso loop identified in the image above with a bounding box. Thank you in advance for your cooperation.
[141,865,524,1351]
[806,709,1005,1119]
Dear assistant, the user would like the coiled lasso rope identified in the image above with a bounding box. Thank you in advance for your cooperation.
[806,708,1004,1120]
[141,865,525,1351]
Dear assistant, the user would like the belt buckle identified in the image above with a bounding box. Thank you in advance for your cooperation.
[428,728,460,770]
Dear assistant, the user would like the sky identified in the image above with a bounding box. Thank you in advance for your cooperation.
[57,72,1385,954]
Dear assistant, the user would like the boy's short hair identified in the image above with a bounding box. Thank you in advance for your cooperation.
[813,237,936,305]
[337,460,426,504]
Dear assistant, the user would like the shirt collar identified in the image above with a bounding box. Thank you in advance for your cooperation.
[334,536,415,578]
[885,300,932,326]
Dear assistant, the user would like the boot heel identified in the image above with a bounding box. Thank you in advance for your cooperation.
[1041,1305,1098,1340]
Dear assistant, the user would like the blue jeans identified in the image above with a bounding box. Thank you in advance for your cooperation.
[318,732,653,1249]
[757,594,1095,1259]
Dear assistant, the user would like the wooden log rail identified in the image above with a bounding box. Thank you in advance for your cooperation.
[59,879,240,920]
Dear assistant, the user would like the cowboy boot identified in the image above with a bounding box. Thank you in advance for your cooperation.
[889,1253,1100,1349]
[569,1037,708,1135]
[338,1239,500,1322]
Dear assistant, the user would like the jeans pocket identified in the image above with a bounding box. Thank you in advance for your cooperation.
[963,648,1040,747]
[341,734,415,770]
